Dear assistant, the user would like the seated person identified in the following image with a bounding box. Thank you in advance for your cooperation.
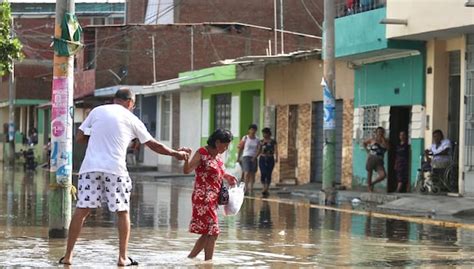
[424,129,451,171]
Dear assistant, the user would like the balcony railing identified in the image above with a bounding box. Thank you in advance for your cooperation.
[336,0,386,18]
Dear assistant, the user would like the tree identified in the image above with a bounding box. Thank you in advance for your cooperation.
[0,0,23,76]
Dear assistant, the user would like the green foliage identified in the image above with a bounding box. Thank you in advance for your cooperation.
[0,1,23,76]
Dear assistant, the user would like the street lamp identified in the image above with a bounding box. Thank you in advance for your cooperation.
[466,0,474,7]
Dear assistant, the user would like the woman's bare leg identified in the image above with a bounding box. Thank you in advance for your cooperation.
[188,235,207,258]
[204,235,218,261]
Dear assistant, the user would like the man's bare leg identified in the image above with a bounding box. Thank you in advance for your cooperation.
[117,211,131,266]
[61,208,92,264]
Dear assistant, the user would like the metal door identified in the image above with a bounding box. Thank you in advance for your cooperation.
[311,100,343,183]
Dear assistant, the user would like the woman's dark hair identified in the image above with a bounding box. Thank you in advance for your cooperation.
[248,124,258,131]
[207,129,233,148]
[262,127,272,136]
[376,127,385,134]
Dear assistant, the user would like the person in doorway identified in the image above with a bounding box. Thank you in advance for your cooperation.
[238,124,260,194]
[59,88,190,266]
[256,127,278,196]
[363,127,389,192]
[126,138,140,166]
[394,131,410,193]
[184,129,238,261]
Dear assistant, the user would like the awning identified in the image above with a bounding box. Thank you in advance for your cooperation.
[94,85,144,97]
[136,73,215,96]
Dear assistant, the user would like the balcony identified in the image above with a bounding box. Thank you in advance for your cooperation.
[336,0,386,18]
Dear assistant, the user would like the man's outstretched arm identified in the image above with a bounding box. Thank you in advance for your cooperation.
[144,139,189,160]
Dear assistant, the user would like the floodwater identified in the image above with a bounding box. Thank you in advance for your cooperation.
[3,169,474,268]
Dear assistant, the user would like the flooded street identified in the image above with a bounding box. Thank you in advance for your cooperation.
[3,169,474,268]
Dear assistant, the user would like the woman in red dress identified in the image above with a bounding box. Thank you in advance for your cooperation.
[183,129,237,261]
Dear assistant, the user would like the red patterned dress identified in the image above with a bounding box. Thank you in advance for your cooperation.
[189,147,225,235]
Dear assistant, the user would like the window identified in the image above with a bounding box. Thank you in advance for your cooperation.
[160,94,171,141]
[214,94,231,130]
[362,105,379,140]
[83,31,95,70]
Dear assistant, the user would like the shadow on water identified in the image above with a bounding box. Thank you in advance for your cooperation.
[2,169,474,267]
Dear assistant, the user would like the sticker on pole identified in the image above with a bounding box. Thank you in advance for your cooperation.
[322,78,336,130]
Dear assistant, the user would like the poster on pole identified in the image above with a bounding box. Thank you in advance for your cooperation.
[322,78,336,130]
[51,76,73,184]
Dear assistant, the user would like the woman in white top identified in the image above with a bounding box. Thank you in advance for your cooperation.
[238,124,259,194]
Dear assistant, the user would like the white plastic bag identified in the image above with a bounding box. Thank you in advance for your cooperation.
[223,182,245,216]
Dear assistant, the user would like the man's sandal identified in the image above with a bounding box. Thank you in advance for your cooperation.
[118,257,139,267]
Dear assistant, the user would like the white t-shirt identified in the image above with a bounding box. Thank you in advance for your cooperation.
[431,138,451,165]
[242,135,259,157]
[79,104,153,176]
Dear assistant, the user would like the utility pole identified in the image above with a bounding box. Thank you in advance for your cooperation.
[151,35,156,82]
[280,0,284,54]
[274,0,277,55]
[49,0,76,238]
[7,58,15,164]
[7,18,15,164]
[321,0,336,204]
[190,26,194,70]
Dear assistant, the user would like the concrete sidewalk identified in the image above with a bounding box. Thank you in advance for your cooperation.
[282,183,474,219]
[128,170,474,222]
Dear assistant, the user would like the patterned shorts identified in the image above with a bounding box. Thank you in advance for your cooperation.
[77,172,133,212]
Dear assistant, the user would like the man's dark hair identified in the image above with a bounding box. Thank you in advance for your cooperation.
[433,129,444,139]
[262,127,272,135]
[207,129,233,148]
[114,88,135,101]
[248,124,258,131]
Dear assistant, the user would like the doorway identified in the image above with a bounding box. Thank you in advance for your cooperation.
[388,106,411,193]
[448,51,461,163]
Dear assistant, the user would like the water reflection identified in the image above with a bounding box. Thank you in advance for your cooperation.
[2,170,474,267]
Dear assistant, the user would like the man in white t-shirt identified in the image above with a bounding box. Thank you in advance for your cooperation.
[59,88,190,266]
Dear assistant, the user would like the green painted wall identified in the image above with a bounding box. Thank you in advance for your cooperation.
[180,65,237,86]
[352,138,424,190]
[335,8,387,58]
[240,90,261,138]
[201,80,264,167]
[354,55,425,107]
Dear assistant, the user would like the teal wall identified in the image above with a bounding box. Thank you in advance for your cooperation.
[355,55,425,107]
[335,8,387,58]
[201,81,264,167]
[351,54,425,190]
[335,7,425,58]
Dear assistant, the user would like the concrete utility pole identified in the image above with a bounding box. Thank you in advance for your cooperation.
[49,0,75,238]
[321,0,336,204]
[8,18,15,164]
[151,35,156,82]
[7,59,15,164]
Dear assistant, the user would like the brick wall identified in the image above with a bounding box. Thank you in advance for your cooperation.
[274,105,289,183]
[341,99,354,188]
[126,0,148,23]
[297,103,312,184]
[92,24,320,90]
[175,0,323,36]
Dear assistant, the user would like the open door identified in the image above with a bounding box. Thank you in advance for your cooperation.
[388,106,411,192]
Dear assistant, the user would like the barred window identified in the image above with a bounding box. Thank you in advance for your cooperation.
[214,94,231,130]
[362,105,379,140]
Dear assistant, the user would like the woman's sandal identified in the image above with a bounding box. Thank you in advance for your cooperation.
[58,257,72,265]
